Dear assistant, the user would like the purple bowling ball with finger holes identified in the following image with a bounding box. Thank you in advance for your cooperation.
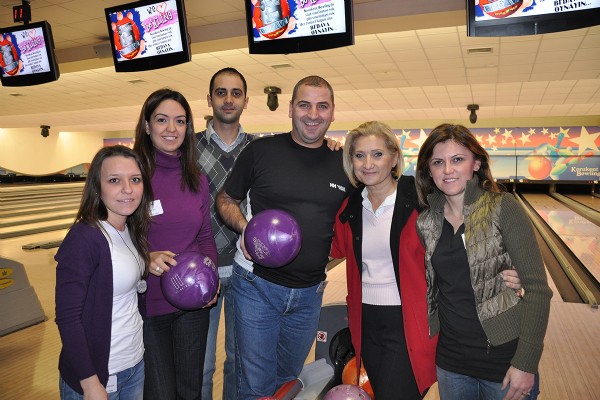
[243,209,302,268]
[160,251,218,310]
[323,384,372,400]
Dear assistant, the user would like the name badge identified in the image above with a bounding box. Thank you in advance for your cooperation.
[106,375,117,393]
[150,200,164,216]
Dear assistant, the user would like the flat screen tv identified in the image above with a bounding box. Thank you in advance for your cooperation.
[105,0,191,72]
[245,0,354,54]
[467,0,600,36]
[0,21,59,87]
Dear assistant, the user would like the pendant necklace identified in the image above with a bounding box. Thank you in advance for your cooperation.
[105,220,147,294]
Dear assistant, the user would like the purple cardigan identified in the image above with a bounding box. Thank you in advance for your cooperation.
[55,222,113,394]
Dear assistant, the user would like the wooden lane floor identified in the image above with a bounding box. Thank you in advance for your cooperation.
[566,193,600,213]
[0,181,84,195]
[523,193,600,284]
[0,217,75,239]
[0,199,81,218]
[0,183,82,239]
[1,233,599,399]
[0,210,77,228]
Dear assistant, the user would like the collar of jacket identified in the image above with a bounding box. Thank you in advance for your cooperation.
[337,175,419,289]
[339,175,420,222]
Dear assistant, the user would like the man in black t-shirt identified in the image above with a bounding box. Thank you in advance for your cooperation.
[216,76,350,399]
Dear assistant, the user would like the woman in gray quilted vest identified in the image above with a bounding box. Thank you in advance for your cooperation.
[414,123,552,400]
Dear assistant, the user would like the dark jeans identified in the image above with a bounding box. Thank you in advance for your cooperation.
[143,309,210,400]
[361,303,421,400]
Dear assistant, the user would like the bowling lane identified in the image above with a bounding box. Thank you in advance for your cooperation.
[0,200,80,218]
[0,210,77,227]
[522,193,600,283]
[0,195,80,209]
[565,194,600,212]
[0,217,74,239]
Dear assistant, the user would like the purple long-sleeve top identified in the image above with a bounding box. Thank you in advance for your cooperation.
[140,149,217,317]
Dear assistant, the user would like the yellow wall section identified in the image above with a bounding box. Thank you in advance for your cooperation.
[0,129,122,175]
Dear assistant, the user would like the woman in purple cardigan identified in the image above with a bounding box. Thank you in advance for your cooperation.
[133,88,218,399]
[55,145,152,399]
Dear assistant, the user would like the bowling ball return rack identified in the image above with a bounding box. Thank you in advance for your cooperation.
[269,302,352,400]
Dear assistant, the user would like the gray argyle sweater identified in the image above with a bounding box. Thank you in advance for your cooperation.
[196,128,255,267]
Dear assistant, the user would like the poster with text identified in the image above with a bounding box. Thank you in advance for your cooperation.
[475,0,600,21]
[108,0,183,62]
[0,27,49,77]
[251,0,347,42]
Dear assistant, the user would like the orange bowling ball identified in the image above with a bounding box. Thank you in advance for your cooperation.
[342,356,375,399]
[528,156,552,180]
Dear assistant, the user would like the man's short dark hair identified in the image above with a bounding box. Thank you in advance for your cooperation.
[209,67,247,96]
[291,75,334,105]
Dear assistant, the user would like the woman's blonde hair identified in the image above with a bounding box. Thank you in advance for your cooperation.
[343,121,403,187]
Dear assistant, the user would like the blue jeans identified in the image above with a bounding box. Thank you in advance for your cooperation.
[59,359,144,399]
[436,366,540,400]
[143,309,210,400]
[232,263,324,399]
[202,271,236,400]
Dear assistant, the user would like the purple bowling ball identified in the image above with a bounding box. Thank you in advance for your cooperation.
[243,209,302,268]
[160,251,218,310]
[323,384,372,400]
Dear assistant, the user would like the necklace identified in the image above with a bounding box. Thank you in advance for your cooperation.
[104,220,147,294]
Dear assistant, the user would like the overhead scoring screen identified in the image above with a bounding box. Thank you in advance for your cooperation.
[474,0,600,21]
[108,0,184,63]
[246,0,354,54]
[0,21,59,86]
[251,0,347,42]
[1,25,51,77]
[468,0,600,36]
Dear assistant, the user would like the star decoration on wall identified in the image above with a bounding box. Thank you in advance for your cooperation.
[519,131,531,145]
[569,126,600,155]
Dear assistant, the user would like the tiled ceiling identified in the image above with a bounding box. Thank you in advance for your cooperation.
[0,0,598,133]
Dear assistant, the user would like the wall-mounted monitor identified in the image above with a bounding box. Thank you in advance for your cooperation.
[104,0,191,72]
[0,21,60,87]
[467,0,600,37]
[245,0,354,54]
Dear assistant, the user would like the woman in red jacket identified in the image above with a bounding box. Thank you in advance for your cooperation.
[330,121,523,399]
[331,121,437,400]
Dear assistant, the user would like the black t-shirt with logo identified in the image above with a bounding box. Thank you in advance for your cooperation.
[223,132,350,288]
